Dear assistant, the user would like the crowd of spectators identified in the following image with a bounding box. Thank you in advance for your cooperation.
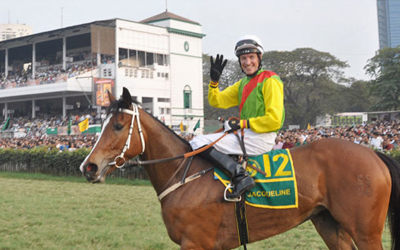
[0,135,96,152]
[1,114,399,153]
[0,61,95,89]
[272,120,399,152]
[0,112,102,151]
[0,50,118,89]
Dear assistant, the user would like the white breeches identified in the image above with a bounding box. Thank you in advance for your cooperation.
[189,129,276,156]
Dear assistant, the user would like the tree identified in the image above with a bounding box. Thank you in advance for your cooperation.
[365,46,400,111]
[335,80,372,112]
[262,48,349,128]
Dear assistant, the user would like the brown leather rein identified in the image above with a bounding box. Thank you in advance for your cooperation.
[127,131,228,166]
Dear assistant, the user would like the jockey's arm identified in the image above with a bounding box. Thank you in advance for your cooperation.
[208,80,240,109]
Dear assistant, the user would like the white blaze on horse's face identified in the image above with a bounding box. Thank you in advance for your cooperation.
[79,114,113,181]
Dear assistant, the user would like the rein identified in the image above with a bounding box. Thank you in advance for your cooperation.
[129,133,228,166]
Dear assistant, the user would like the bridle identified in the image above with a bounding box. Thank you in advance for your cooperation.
[107,103,145,168]
[106,101,228,169]
[103,101,230,201]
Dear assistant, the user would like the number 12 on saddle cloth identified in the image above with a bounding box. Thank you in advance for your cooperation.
[214,149,298,209]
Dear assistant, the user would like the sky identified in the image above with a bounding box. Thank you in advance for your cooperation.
[2,0,379,80]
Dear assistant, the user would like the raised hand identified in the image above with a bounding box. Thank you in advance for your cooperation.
[210,54,228,82]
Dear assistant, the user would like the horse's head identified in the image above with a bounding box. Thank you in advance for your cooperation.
[80,87,146,183]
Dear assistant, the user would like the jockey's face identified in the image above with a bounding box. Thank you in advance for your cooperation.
[239,53,259,75]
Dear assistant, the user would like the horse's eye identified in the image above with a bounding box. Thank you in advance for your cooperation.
[114,123,124,131]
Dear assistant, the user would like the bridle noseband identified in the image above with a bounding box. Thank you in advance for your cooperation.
[107,103,145,168]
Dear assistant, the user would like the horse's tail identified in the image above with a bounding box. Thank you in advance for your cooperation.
[376,151,400,250]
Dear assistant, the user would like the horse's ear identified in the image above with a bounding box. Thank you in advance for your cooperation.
[108,90,116,103]
[122,87,133,108]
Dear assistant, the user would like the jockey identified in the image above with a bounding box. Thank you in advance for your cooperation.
[190,35,285,199]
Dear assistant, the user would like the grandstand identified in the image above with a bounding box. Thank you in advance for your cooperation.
[0,11,205,134]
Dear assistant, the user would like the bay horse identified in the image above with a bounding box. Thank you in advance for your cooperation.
[80,87,400,250]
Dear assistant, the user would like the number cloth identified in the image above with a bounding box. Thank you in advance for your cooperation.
[214,149,298,209]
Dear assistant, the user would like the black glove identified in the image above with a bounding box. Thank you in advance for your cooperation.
[210,54,227,82]
[224,119,241,133]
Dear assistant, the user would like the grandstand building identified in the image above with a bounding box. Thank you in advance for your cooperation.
[0,11,205,133]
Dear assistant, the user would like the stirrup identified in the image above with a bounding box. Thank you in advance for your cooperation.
[224,183,241,202]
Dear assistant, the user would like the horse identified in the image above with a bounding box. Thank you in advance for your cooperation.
[80,87,400,250]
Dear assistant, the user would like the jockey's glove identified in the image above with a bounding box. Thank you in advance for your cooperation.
[210,54,227,83]
[224,119,250,133]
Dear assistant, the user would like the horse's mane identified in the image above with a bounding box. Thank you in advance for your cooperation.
[106,97,191,148]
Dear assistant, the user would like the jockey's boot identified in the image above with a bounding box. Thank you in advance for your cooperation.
[200,147,255,199]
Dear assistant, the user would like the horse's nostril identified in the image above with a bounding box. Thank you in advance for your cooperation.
[85,164,98,173]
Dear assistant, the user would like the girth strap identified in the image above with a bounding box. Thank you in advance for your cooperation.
[235,197,249,248]
[158,167,213,201]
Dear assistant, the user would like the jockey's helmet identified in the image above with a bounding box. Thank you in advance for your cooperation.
[234,35,264,57]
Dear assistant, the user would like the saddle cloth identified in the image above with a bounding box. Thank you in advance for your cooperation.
[214,149,298,209]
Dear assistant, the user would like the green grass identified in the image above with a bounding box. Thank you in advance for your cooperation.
[0,171,151,186]
[0,172,392,249]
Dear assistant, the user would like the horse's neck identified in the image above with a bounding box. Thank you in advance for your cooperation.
[141,119,192,193]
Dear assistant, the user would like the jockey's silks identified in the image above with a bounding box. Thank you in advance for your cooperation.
[208,69,285,133]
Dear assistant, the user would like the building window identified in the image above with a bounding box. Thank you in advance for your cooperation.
[157,98,170,102]
[146,52,154,66]
[138,51,145,67]
[183,85,192,109]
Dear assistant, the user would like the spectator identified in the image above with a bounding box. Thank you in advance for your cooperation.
[282,137,294,149]
[294,137,304,147]
[68,142,77,152]
[383,138,394,151]
[370,132,383,151]
[273,136,283,150]
[354,133,362,144]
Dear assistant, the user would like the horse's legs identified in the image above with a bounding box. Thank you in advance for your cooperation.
[345,224,384,250]
[311,210,356,250]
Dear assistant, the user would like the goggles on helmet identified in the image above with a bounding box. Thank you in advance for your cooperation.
[235,39,262,50]
[235,39,264,57]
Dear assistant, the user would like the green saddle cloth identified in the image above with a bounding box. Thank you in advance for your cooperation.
[214,149,298,209]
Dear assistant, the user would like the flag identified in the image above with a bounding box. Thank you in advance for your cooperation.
[2,117,10,131]
[307,123,310,130]
[193,119,200,132]
[67,116,72,135]
[78,118,89,132]
[179,121,184,132]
